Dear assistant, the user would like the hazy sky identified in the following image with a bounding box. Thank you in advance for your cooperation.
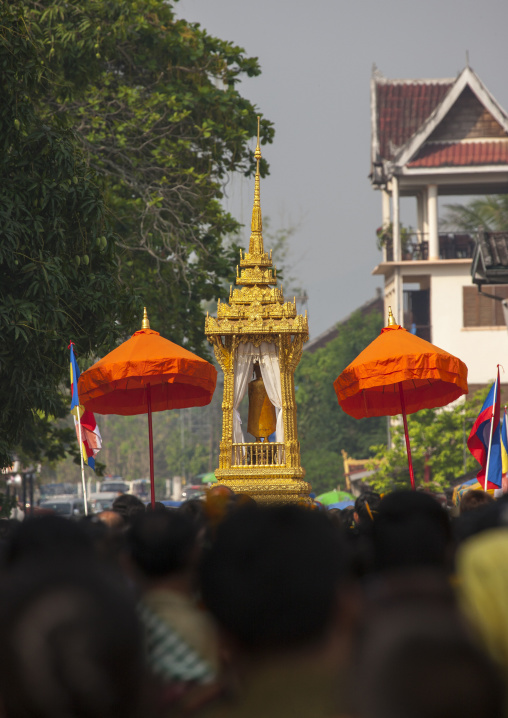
[176,0,508,337]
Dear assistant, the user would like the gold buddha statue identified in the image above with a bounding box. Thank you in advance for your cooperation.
[247,362,276,442]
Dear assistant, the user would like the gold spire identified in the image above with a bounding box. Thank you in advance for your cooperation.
[204,122,308,340]
[387,306,397,326]
[249,116,263,255]
[141,307,150,329]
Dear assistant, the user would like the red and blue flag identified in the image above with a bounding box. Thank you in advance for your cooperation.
[70,343,102,470]
[502,406,508,493]
[467,368,502,489]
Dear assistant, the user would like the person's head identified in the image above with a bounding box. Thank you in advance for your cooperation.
[3,515,94,569]
[460,489,494,514]
[0,559,144,718]
[354,491,381,525]
[355,606,504,718]
[205,484,236,530]
[371,490,451,573]
[201,504,350,656]
[112,494,145,525]
[97,510,125,531]
[127,510,198,580]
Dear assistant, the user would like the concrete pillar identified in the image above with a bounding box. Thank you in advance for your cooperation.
[422,187,429,234]
[382,189,391,226]
[428,184,439,260]
[416,192,424,240]
[394,268,403,329]
[381,189,391,262]
[392,176,401,262]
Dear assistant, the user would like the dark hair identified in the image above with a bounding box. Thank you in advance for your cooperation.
[0,559,143,718]
[178,498,208,531]
[127,510,197,577]
[355,491,381,524]
[3,515,94,568]
[200,504,347,652]
[112,494,146,524]
[372,490,451,570]
[459,489,494,514]
[371,490,451,572]
[356,611,504,718]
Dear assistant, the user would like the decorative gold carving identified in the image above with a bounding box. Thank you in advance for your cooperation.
[236,267,276,285]
[204,118,309,503]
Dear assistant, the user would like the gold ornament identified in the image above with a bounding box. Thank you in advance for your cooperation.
[205,117,310,504]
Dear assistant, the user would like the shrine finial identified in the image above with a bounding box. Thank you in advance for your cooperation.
[249,116,263,254]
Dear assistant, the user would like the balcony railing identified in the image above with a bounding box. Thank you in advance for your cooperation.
[384,233,476,262]
[232,442,286,468]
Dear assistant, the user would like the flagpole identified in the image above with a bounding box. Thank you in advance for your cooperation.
[484,369,499,492]
[74,410,89,516]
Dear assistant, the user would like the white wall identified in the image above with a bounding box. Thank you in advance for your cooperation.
[429,265,508,386]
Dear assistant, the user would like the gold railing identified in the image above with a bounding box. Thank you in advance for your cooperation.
[232,442,286,468]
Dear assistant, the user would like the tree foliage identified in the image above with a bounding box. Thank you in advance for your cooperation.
[367,386,490,494]
[26,0,274,352]
[442,195,508,233]
[43,393,223,494]
[0,4,134,468]
[295,310,386,495]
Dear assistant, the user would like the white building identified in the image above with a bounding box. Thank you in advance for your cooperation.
[370,65,508,390]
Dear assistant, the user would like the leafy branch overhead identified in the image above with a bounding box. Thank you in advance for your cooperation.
[27,0,274,350]
[0,4,135,468]
[1,0,272,469]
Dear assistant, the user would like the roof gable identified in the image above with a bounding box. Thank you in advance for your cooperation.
[371,68,453,163]
[428,86,508,142]
[395,67,508,169]
[371,66,508,177]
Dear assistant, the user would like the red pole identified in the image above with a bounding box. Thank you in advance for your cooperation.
[398,382,416,491]
[147,383,155,508]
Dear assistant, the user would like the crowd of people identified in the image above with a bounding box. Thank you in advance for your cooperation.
[0,484,507,718]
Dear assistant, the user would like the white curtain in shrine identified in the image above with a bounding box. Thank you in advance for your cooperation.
[232,343,255,443]
[258,341,284,443]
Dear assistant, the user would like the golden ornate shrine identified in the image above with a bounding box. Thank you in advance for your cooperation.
[205,120,311,503]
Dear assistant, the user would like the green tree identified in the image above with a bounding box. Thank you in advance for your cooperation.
[443,195,508,232]
[295,310,386,495]
[367,386,489,493]
[0,5,134,469]
[26,0,274,353]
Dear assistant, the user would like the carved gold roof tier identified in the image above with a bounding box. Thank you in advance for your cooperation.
[205,118,309,340]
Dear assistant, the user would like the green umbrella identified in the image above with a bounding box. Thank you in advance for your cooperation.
[200,471,217,484]
[315,489,353,506]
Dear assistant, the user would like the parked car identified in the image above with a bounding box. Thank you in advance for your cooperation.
[88,491,119,513]
[39,496,89,519]
[100,480,129,495]
[180,485,205,501]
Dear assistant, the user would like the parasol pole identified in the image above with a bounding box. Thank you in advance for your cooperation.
[147,382,155,508]
[141,307,156,509]
[398,382,416,491]
[484,366,500,492]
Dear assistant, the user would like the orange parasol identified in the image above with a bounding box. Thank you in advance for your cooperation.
[78,309,217,506]
[334,307,468,489]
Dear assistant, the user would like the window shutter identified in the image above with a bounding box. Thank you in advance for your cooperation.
[463,287,478,327]
[464,285,508,327]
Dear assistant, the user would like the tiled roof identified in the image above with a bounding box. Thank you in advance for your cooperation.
[472,231,508,285]
[377,81,453,160]
[408,141,508,167]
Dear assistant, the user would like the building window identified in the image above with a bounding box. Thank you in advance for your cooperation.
[463,285,508,327]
